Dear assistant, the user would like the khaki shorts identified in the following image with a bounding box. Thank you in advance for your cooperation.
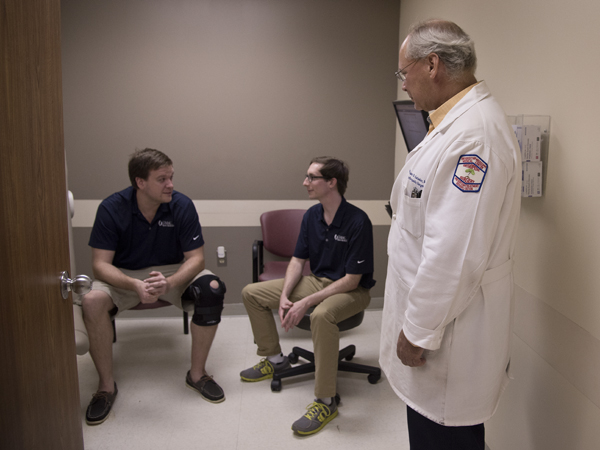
[91,264,214,317]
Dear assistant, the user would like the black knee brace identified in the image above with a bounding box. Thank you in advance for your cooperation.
[181,275,226,326]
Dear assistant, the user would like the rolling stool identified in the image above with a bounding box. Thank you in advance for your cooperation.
[270,307,381,392]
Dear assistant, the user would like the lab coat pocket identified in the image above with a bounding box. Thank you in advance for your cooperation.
[382,265,411,349]
[400,193,423,239]
[384,265,411,318]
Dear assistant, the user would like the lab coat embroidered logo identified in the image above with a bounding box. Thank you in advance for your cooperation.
[452,154,488,193]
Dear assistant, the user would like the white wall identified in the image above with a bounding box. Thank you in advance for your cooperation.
[397,1,600,448]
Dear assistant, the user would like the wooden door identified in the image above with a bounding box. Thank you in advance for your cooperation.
[0,1,84,449]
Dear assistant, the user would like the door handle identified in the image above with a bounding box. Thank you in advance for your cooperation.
[60,271,92,299]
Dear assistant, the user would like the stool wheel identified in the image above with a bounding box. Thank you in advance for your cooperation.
[368,373,380,384]
[288,352,299,364]
[271,379,282,392]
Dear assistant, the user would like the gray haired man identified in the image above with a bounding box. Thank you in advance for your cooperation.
[380,20,521,449]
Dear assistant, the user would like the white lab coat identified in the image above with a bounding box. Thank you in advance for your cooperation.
[380,82,521,426]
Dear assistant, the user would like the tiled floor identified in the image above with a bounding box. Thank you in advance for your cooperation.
[77,309,410,450]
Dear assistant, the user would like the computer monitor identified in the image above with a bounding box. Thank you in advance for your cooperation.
[393,100,429,152]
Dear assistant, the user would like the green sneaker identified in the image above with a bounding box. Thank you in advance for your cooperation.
[240,357,290,382]
[291,398,338,435]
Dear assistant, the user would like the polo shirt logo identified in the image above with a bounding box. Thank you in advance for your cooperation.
[158,220,175,227]
[334,234,348,242]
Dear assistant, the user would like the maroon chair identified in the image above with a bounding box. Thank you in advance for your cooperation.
[252,209,311,282]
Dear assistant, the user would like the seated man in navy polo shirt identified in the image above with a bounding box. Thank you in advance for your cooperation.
[240,156,375,435]
[81,148,226,426]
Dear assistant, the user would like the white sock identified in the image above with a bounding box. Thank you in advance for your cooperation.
[318,397,334,406]
[267,353,285,364]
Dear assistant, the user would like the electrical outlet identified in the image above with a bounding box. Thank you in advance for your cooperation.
[217,246,227,266]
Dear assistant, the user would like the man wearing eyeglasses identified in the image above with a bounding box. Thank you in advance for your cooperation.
[240,156,375,435]
[380,20,521,450]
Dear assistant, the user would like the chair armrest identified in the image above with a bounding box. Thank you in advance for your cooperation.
[252,239,264,283]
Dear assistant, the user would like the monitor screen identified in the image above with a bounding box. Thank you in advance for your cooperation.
[393,100,429,152]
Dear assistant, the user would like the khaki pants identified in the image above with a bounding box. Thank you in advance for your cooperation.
[91,264,214,316]
[241,275,371,399]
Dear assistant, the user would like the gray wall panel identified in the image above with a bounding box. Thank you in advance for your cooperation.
[61,0,400,201]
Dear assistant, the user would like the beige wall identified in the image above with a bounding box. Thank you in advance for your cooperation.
[62,0,400,301]
[398,1,600,449]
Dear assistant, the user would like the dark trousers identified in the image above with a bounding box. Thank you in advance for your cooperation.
[407,406,485,450]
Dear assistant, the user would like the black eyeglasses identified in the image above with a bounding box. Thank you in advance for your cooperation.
[305,174,328,183]
[394,59,419,81]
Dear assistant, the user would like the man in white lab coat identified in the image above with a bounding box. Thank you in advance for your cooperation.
[380,20,521,449]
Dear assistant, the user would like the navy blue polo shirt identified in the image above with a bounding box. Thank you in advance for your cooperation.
[294,197,375,289]
[89,186,204,270]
